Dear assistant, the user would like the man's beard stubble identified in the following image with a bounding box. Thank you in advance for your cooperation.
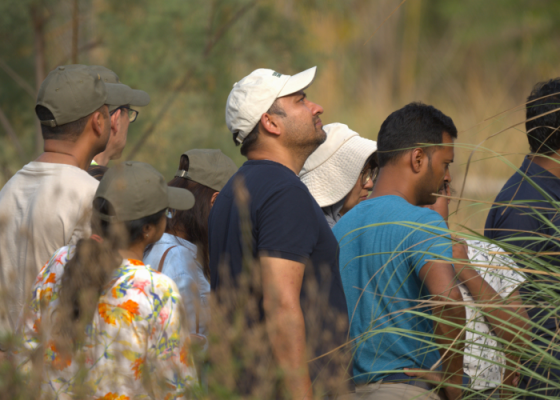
[285,115,326,160]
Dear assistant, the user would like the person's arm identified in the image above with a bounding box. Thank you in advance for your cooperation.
[419,261,465,400]
[452,242,529,394]
[261,256,312,400]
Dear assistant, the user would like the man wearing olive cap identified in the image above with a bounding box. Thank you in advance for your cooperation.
[89,66,150,166]
[0,64,133,339]
[209,67,350,398]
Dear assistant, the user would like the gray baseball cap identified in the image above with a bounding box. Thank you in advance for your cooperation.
[175,149,238,192]
[95,161,195,222]
[36,64,141,127]
[89,65,150,112]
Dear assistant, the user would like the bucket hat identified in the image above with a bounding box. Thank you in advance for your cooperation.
[226,67,317,144]
[300,123,377,207]
[175,149,238,192]
[94,161,195,222]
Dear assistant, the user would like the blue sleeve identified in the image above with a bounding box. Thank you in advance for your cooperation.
[256,185,320,263]
[407,211,453,276]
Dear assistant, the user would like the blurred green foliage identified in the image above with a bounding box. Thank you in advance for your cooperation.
[2,0,560,231]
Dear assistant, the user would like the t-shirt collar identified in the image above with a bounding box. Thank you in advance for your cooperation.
[519,156,560,198]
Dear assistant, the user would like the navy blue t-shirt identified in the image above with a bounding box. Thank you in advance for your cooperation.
[208,160,349,384]
[485,156,560,266]
[485,156,560,398]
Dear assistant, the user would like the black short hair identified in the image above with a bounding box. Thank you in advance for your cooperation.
[376,102,457,168]
[233,99,287,156]
[35,105,106,141]
[526,78,560,154]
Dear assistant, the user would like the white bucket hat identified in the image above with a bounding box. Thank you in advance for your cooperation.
[299,123,377,208]
[226,67,317,144]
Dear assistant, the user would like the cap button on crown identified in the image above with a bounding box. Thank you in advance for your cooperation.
[125,161,133,166]
[58,66,65,71]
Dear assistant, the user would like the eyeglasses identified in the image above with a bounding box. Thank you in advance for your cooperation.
[110,106,139,123]
[361,166,378,186]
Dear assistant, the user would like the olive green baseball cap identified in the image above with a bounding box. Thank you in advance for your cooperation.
[36,64,140,127]
[95,161,195,222]
[175,149,238,192]
[89,65,150,112]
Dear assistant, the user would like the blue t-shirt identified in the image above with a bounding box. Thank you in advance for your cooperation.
[208,160,349,382]
[333,195,453,385]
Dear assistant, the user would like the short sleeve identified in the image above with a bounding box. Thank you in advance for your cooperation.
[256,185,320,263]
[406,211,453,276]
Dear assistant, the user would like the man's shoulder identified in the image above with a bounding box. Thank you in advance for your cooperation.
[16,162,98,189]
[334,197,446,246]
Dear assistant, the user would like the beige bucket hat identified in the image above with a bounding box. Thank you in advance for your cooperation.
[299,123,377,208]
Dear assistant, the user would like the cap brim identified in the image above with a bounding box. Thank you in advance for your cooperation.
[104,83,150,107]
[128,88,150,107]
[278,66,317,97]
[167,186,195,210]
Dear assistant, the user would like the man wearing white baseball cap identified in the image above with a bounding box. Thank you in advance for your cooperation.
[209,67,350,398]
[300,123,378,228]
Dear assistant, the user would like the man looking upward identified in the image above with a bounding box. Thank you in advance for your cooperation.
[209,67,349,399]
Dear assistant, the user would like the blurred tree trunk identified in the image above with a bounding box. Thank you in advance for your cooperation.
[72,0,79,64]
[30,1,47,158]
[399,0,422,100]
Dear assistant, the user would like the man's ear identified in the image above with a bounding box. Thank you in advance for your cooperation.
[410,148,425,173]
[260,112,282,137]
[91,106,110,138]
[210,191,219,208]
[110,109,121,136]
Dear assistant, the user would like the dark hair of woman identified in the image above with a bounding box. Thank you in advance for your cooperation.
[167,154,216,279]
[56,197,165,347]
[87,165,109,181]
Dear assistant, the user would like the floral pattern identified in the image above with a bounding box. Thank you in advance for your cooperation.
[19,246,197,399]
[462,240,526,390]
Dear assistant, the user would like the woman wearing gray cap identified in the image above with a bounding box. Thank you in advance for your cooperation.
[18,161,197,399]
[144,149,238,347]
[300,123,378,227]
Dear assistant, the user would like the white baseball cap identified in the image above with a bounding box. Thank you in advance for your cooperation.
[300,123,377,207]
[226,66,317,144]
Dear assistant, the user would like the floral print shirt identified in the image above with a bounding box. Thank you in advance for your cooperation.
[19,245,197,399]
[462,240,526,390]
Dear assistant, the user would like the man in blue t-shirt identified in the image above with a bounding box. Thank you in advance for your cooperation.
[485,78,560,399]
[334,103,465,400]
[209,67,350,398]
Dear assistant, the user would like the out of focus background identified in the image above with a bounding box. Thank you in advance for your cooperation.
[1,0,560,232]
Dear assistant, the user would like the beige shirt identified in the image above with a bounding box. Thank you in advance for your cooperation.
[0,162,98,334]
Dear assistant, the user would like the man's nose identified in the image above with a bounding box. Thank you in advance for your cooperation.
[308,99,324,116]
[444,169,452,184]
[364,177,374,190]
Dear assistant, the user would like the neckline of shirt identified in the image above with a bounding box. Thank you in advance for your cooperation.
[520,156,560,197]
[159,232,198,253]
